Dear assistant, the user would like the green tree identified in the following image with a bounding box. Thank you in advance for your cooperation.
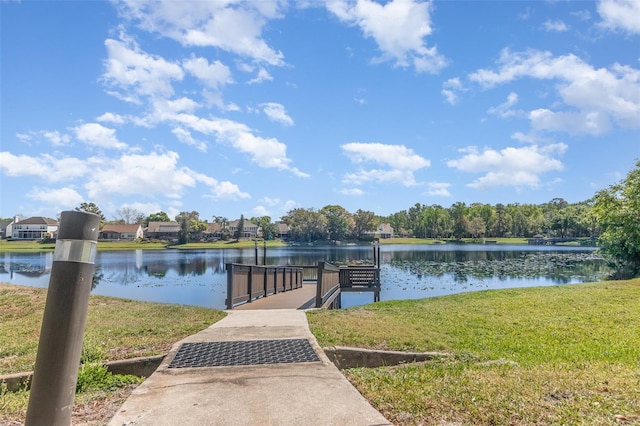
[75,202,106,228]
[492,203,512,237]
[449,202,468,239]
[282,208,326,242]
[387,210,409,237]
[175,211,202,244]
[177,216,189,245]
[320,205,353,241]
[234,215,245,240]
[250,216,277,240]
[593,160,640,278]
[352,209,377,239]
[467,216,486,239]
[145,211,171,227]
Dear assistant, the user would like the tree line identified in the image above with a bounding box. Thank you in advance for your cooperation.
[78,199,597,242]
[69,160,638,278]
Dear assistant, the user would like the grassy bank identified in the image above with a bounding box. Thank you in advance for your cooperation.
[307,279,640,425]
[0,238,287,253]
[377,237,593,246]
[2,237,590,254]
[0,283,225,423]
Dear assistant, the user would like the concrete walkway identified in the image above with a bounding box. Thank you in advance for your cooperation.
[108,309,391,426]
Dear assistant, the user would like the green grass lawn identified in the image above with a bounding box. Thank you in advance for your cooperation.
[0,237,595,253]
[307,279,640,425]
[3,274,635,424]
[0,238,287,252]
[378,237,532,245]
[0,283,226,423]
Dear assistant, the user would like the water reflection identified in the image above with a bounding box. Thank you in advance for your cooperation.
[1,245,607,309]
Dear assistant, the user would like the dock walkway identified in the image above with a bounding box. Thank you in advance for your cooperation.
[108,309,390,425]
[234,283,317,310]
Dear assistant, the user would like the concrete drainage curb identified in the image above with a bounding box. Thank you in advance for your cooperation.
[1,347,452,392]
[0,354,166,392]
[323,346,452,370]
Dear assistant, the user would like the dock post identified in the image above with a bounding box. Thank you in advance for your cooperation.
[254,241,258,265]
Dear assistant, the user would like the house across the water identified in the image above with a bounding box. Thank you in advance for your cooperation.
[5,216,59,240]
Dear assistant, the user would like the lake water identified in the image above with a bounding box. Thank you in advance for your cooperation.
[0,245,607,309]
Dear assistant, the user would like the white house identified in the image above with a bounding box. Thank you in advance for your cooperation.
[99,224,144,241]
[227,219,258,239]
[8,216,59,240]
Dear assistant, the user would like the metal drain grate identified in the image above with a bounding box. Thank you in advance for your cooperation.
[168,339,320,368]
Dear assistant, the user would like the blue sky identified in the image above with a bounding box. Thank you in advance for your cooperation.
[1,0,639,222]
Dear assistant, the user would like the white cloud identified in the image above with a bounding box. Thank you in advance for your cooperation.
[2,149,250,205]
[258,197,297,213]
[170,113,308,177]
[341,142,430,186]
[597,0,640,34]
[247,68,273,84]
[206,180,251,200]
[327,0,448,73]
[441,89,458,105]
[183,56,233,89]
[253,205,270,216]
[261,102,294,126]
[0,152,90,182]
[74,123,129,150]
[13,130,70,146]
[447,144,567,189]
[102,34,184,102]
[425,182,451,197]
[542,19,569,32]
[340,187,365,196]
[172,127,207,151]
[441,77,466,104]
[84,151,196,199]
[27,187,84,209]
[148,97,200,124]
[488,92,519,118]
[262,196,282,207]
[96,112,126,124]
[42,130,71,146]
[469,49,640,134]
[528,109,612,135]
[116,0,286,65]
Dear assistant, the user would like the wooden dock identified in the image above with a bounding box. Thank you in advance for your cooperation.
[226,262,381,310]
[234,283,317,310]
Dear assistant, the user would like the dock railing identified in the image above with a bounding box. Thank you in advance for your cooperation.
[339,265,381,303]
[225,263,303,309]
[315,261,341,309]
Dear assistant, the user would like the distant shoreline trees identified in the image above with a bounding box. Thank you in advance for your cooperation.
[70,197,611,244]
[49,161,635,279]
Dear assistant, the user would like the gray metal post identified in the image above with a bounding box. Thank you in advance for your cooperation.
[254,240,258,265]
[26,211,100,426]
[263,240,267,265]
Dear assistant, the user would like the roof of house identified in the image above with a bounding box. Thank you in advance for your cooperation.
[147,221,180,233]
[205,222,222,233]
[15,217,58,226]
[276,222,290,233]
[101,224,142,233]
[228,219,257,228]
[378,223,394,233]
